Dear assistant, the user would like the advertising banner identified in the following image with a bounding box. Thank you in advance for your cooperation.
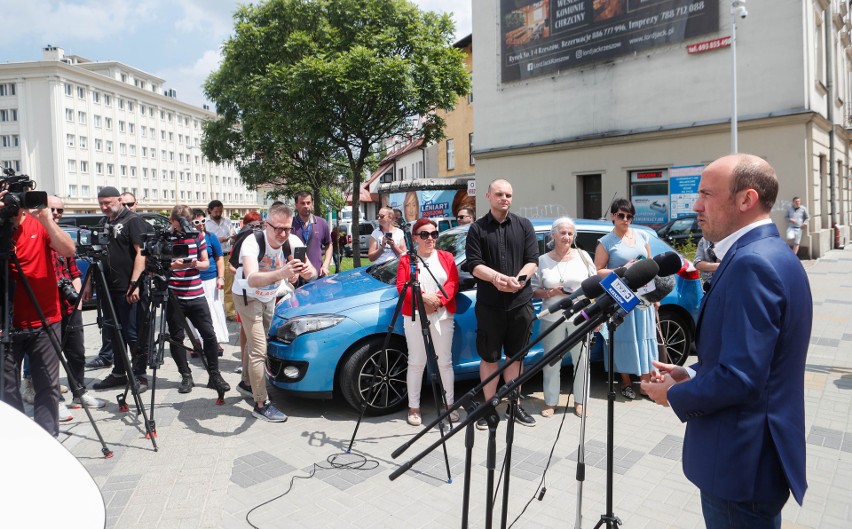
[669,165,703,219]
[501,0,719,82]
[632,194,669,225]
[388,190,462,223]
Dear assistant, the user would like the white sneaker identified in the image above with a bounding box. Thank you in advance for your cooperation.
[20,377,35,405]
[70,392,107,409]
[58,401,74,422]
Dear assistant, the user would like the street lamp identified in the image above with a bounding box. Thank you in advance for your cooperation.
[731,0,748,153]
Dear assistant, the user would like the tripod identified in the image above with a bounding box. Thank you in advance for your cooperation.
[347,245,453,482]
[76,251,158,450]
[0,215,112,457]
[131,260,227,438]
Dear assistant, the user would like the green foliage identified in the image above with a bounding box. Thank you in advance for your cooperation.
[671,239,698,262]
[203,0,470,266]
[504,11,525,31]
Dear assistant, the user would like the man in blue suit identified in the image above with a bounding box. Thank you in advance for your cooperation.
[642,154,812,528]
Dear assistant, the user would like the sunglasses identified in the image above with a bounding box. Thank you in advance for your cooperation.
[123,201,136,207]
[417,231,439,240]
[192,219,205,225]
[266,222,292,234]
[615,212,634,221]
[51,208,64,214]
[456,215,469,220]
[376,214,387,219]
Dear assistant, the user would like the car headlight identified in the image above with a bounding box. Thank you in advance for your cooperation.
[276,314,345,344]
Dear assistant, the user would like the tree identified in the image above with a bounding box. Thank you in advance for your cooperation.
[203,0,470,266]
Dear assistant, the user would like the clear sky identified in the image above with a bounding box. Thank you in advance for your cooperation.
[0,0,472,109]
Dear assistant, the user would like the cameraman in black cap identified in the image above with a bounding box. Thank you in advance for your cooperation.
[89,186,151,391]
[0,189,76,436]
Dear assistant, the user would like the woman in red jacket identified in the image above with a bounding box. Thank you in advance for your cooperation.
[396,218,459,426]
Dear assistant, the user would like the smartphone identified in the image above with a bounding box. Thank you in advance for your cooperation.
[384,232,393,239]
[182,258,191,263]
[293,246,307,263]
[517,274,528,283]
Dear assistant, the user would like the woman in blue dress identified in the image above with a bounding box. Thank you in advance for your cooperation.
[593,198,658,399]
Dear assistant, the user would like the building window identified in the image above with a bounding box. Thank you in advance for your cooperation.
[140,126,146,138]
[143,168,148,179]
[169,132,174,142]
[120,73,127,83]
[130,166,136,177]
[0,108,19,122]
[65,108,73,121]
[96,162,103,175]
[446,139,455,171]
[64,83,73,96]
[105,117,112,130]
[77,111,86,124]
[80,161,89,173]
[127,101,134,112]
[68,159,76,173]
[104,94,111,106]
[77,86,85,99]
[120,165,127,176]
[95,139,102,151]
[129,144,136,156]
[79,136,87,149]
[93,115,101,128]
[469,133,475,166]
[107,163,114,176]
[141,146,147,157]
[1,135,20,147]
[82,185,89,196]
[106,140,113,153]
[66,134,75,147]
[119,143,126,155]
[119,120,126,132]
[92,91,100,104]
[128,123,135,134]
[118,98,124,110]
[161,130,166,140]
[0,83,16,96]
[68,184,77,196]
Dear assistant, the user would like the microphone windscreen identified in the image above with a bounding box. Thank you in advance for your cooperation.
[624,259,659,289]
[579,275,604,298]
[642,275,676,303]
[653,252,683,277]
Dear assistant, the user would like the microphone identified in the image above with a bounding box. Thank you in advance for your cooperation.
[639,251,684,302]
[573,259,659,325]
[653,251,683,277]
[537,275,603,319]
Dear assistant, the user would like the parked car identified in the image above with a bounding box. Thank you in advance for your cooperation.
[656,214,702,245]
[266,219,703,414]
[59,212,171,232]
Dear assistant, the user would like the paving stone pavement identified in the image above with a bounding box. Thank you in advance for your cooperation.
[40,246,852,528]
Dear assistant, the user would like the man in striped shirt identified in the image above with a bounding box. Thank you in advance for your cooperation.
[166,206,230,396]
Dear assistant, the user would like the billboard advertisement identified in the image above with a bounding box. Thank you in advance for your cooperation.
[501,0,719,82]
[387,189,474,223]
[669,165,703,219]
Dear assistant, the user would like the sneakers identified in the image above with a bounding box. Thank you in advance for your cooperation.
[135,375,149,393]
[252,400,288,422]
[236,381,253,398]
[85,357,112,370]
[178,374,194,394]
[92,374,127,390]
[70,392,107,409]
[505,404,537,427]
[58,401,74,422]
[206,371,231,393]
[475,417,491,430]
[20,377,35,404]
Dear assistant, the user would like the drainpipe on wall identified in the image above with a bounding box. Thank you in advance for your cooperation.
[826,6,840,248]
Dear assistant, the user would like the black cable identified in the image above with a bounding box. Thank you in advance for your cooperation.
[245,452,380,529]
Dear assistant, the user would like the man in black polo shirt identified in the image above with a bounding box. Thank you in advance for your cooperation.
[89,187,150,391]
[464,179,539,429]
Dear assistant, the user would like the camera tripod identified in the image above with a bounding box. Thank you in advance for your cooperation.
[75,250,158,450]
[348,244,453,483]
[0,215,112,457]
[130,260,229,439]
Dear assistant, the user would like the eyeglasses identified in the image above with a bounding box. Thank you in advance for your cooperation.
[266,222,292,234]
[456,215,469,220]
[417,231,439,240]
[123,202,136,207]
[51,208,64,214]
[615,212,634,221]
[192,219,205,225]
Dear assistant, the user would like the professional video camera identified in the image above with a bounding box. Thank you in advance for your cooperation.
[141,228,190,262]
[0,169,48,218]
[75,225,112,257]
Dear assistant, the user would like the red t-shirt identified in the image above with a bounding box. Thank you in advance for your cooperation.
[11,215,62,329]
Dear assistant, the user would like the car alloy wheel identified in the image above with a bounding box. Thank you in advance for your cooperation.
[339,338,408,415]
[657,308,692,366]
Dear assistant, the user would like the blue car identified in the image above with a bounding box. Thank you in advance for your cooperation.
[267,219,703,414]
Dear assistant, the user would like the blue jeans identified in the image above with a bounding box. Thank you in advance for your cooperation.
[700,490,788,529]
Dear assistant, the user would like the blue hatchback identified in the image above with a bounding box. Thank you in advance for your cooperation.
[267,219,702,414]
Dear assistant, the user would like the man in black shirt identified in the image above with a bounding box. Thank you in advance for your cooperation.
[89,187,150,391]
[464,179,539,428]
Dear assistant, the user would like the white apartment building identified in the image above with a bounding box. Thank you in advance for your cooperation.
[473,0,852,258]
[0,46,262,214]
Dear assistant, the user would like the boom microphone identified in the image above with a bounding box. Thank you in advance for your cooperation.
[573,259,659,325]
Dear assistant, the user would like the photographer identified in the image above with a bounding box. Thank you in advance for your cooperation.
[90,187,150,391]
[0,189,75,437]
[49,196,106,414]
[165,206,230,395]
[368,206,407,264]
[233,204,315,422]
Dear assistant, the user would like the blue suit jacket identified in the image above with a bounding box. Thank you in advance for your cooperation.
[667,223,811,505]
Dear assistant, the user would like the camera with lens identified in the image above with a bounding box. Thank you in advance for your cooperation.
[75,225,112,257]
[0,169,48,218]
[58,278,80,306]
[141,229,190,261]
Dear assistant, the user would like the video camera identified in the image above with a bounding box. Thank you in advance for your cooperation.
[141,228,190,262]
[0,169,48,218]
[75,225,112,257]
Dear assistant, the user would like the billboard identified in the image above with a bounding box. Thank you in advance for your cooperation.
[387,189,474,223]
[501,0,719,82]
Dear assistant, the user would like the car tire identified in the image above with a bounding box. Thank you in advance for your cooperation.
[657,308,692,367]
[339,337,408,415]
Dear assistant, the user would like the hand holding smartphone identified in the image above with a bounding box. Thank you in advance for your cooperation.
[293,246,307,263]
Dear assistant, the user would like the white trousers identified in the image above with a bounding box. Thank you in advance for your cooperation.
[403,314,455,409]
